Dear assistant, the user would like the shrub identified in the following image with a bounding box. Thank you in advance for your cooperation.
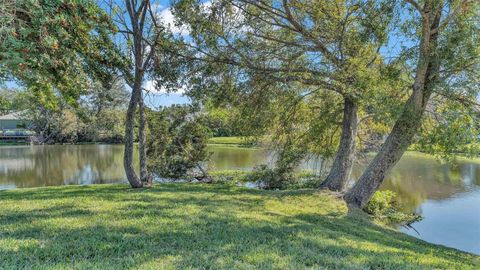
[364,191,422,225]
[244,165,298,190]
[147,105,211,179]
[209,170,248,183]
[244,165,279,189]
[287,171,322,189]
[208,169,322,190]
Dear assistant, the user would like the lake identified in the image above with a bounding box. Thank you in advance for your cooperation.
[0,144,479,255]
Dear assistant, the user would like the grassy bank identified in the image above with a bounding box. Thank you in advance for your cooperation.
[207,136,264,147]
[0,184,477,269]
[0,141,29,146]
[208,136,247,145]
[400,151,480,164]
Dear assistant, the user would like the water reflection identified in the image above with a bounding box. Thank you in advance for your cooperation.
[0,145,479,254]
[0,145,137,189]
[400,189,480,255]
[206,145,272,170]
[364,155,476,212]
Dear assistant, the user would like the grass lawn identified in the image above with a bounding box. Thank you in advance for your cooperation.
[0,184,478,269]
[0,141,28,146]
[208,136,249,145]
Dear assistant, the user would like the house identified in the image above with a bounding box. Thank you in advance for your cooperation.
[0,111,35,141]
[0,111,31,133]
[0,111,31,130]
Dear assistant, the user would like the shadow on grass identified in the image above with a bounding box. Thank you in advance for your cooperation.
[0,183,477,269]
[0,183,265,201]
[0,204,93,226]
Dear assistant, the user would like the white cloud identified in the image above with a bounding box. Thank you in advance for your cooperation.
[150,2,163,12]
[158,1,212,36]
[158,7,189,35]
[144,80,186,95]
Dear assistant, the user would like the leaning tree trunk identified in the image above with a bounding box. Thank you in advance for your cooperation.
[343,94,429,207]
[124,78,143,188]
[344,1,442,208]
[319,97,358,191]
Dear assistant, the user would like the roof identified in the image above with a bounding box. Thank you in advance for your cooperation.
[0,111,27,121]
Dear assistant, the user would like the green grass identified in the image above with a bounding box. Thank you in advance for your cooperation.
[0,184,477,269]
[208,136,248,145]
[403,150,480,164]
[0,141,28,146]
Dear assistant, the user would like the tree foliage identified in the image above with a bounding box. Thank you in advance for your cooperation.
[147,105,212,179]
[173,0,406,185]
[7,83,128,143]
[0,0,127,107]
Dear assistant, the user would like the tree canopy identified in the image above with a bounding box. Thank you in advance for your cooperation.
[1,0,478,209]
[0,0,127,107]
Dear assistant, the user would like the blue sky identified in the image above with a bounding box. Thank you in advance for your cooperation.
[144,93,190,108]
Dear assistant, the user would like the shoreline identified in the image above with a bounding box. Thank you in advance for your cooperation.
[2,139,480,164]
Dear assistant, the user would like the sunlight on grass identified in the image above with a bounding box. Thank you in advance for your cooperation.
[208,137,248,145]
[0,184,478,269]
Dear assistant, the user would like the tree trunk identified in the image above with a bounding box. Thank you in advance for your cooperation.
[343,94,429,208]
[121,0,158,188]
[344,0,442,208]
[124,78,143,188]
[138,91,150,185]
[319,97,358,191]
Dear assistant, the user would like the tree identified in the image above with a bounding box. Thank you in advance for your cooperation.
[83,77,129,116]
[147,105,212,180]
[414,99,480,159]
[173,0,398,191]
[345,0,480,208]
[8,85,127,143]
[102,0,171,187]
[0,0,137,146]
[0,0,16,45]
[0,89,14,115]
[104,0,189,188]
[103,0,153,187]
[0,0,126,105]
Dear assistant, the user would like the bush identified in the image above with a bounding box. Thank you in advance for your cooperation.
[147,105,211,179]
[244,165,282,189]
[364,191,422,225]
[244,165,310,190]
[209,170,249,183]
[209,169,322,190]
[287,171,323,189]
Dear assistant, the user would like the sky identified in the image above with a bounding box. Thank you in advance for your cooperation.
[144,92,190,108]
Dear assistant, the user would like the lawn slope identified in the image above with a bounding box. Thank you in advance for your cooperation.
[0,184,478,269]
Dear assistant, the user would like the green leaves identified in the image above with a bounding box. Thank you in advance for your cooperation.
[364,190,423,226]
[415,99,480,160]
[0,0,128,107]
[147,105,212,179]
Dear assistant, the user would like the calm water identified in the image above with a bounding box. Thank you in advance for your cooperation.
[0,144,479,254]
